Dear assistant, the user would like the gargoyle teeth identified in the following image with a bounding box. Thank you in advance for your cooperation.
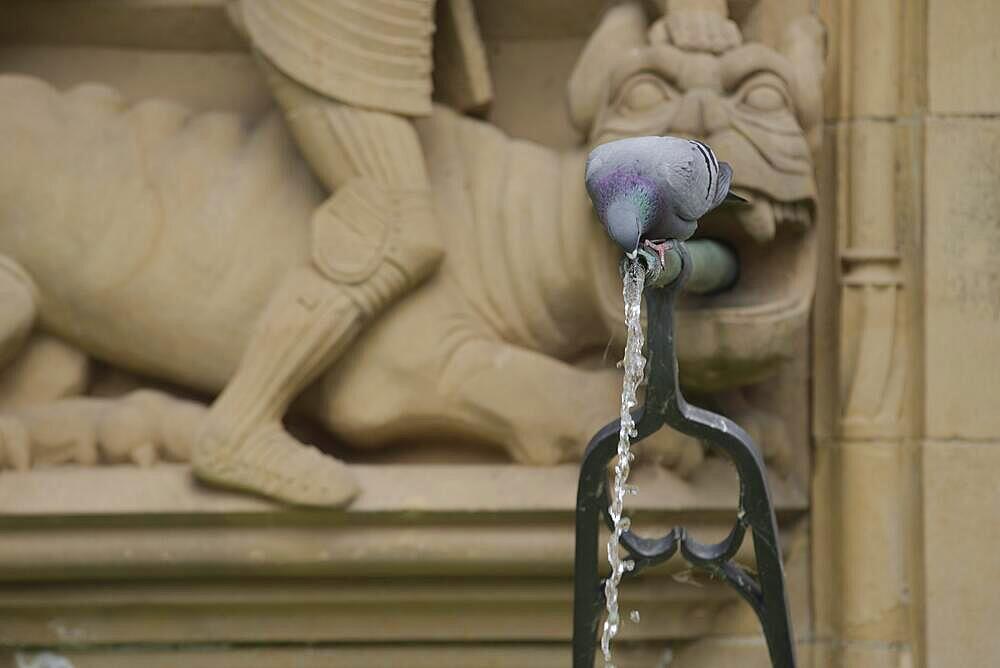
[736,197,776,243]
[772,201,812,232]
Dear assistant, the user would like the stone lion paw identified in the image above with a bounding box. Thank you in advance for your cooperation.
[0,390,206,470]
[97,390,204,466]
[0,400,99,468]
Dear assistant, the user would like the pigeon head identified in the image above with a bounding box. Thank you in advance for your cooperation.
[585,160,663,254]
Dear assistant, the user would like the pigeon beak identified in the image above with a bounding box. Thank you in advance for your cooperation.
[605,199,641,254]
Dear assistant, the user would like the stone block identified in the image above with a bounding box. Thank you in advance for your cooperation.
[811,441,908,642]
[0,464,807,648]
[483,37,586,148]
[929,0,1000,114]
[834,643,912,668]
[0,0,244,51]
[0,46,271,117]
[924,119,1000,439]
[1,646,570,668]
[841,442,908,640]
[670,636,816,668]
[923,440,1000,668]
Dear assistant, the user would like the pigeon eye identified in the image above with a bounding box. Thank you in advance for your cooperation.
[617,75,672,114]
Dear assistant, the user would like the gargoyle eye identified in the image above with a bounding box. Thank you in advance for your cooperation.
[741,82,788,112]
[617,75,673,114]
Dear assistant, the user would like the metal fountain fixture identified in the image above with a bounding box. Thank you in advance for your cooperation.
[572,234,797,663]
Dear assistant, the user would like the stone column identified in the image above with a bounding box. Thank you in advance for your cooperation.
[813,0,924,665]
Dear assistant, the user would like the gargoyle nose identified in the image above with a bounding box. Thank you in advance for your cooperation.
[671,90,730,138]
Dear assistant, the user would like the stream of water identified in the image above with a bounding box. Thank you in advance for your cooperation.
[600,257,647,667]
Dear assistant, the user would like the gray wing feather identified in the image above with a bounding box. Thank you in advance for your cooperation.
[711,161,734,210]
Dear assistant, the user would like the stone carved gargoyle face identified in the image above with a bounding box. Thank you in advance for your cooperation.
[572,4,826,391]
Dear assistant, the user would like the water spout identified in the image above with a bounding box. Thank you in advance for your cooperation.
[627,239,738,293]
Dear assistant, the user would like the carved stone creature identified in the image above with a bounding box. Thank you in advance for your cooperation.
[0,2,823,505]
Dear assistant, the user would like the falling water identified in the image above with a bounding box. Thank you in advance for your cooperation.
[601,257,647,667]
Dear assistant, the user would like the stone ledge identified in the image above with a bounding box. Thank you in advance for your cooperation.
[4,644,670,668]
[0,460,807,517]
[0,462,806,648]
[0,461,806,581]
[0,577,732,646]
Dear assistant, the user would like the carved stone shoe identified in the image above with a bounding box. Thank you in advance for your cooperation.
[193,421,359,507]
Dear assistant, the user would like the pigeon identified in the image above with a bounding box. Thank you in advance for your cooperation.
[585,136,745,256]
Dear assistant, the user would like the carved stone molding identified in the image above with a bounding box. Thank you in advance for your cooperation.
[0,463,806,650]
[813,0,924,664]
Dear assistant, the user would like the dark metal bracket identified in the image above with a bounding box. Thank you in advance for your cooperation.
[572,243,796,667]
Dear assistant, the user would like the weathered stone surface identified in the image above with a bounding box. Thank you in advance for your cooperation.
[834,644,912,668]
[0,46,271,116]
[484,37,587,148]
[923,439,1000,668]
[929,0,1000,114]
[0,0,244,51]
[0,464,806,649]
[835,441,908,641]
[0,0,837,663]
[924,119,1000,439]
[2,644,659,668]
[0,461,806,518]
[0,0,822,508]
[670,637,816,668]
[0,577,729,646]
[812,441,909,643]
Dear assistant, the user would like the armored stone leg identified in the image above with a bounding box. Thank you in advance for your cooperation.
[193,266,365,506]
[195,48,440,504]
[193,167,441,506]
[0,256,37,369]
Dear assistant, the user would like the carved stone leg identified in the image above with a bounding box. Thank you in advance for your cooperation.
[0,256,36,369]
[192,164,441,505]
[193,266,365,506]
[443,338,703,470]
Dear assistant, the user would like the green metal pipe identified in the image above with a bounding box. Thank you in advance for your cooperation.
[626,239,738,294]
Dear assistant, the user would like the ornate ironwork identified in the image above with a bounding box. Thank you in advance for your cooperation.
[572,243,796,667]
